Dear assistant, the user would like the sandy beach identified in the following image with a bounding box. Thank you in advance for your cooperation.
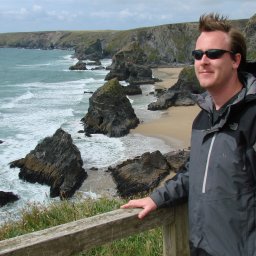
[131,67,200,150]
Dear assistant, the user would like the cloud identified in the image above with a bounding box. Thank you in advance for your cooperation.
[32,5,43,12]
[0,1,255,33]
[91,9,135,19]
[0,7,29,19]
[46,10,78,22]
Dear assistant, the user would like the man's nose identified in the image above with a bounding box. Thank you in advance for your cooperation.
[199,53,210,64]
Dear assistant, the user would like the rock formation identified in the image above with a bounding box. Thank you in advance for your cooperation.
[82,78,139,137]
[105,42,156,85]
[75,39,104,61]
[69,60,87,70]
[109,150,190,197]
[0,191,19,207]
[122,84,142,95]
[148,66,203,110]
[10,128,87,199]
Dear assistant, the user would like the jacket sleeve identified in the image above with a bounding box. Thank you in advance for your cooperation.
[150,160,189,208]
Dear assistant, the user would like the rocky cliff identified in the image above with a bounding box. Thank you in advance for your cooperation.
[0,16,252,65]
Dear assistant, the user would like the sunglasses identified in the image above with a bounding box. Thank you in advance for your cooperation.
[192,49,235,60]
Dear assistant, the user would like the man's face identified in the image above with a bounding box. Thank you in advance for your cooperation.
[194,31,237,92]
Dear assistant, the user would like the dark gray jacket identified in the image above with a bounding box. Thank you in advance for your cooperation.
[151,72,256,256]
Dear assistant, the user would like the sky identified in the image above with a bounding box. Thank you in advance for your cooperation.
[0,0,256,33]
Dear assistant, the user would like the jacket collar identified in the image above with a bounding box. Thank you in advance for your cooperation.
[195,72,256,112]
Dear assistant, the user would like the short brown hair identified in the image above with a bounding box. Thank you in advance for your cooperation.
[199,13,247,71]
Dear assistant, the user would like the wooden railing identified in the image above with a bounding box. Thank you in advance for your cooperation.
[0,203,189,256]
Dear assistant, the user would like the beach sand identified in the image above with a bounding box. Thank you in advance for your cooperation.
[152,67,184,89]
[131,67,200,150]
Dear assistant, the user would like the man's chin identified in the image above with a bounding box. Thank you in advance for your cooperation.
[199,82,213,89]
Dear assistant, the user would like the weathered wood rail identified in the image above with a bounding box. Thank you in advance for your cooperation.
[0,203,189,256]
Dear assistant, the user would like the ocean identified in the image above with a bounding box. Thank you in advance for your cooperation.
[0,48,172,224]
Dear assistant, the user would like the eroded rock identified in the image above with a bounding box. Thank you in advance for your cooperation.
[10,128,87,199]
[82,78,139,137]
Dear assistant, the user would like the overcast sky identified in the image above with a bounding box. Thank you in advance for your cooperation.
[1,0,256,33]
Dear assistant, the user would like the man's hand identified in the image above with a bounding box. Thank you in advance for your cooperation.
[121,197,157,219]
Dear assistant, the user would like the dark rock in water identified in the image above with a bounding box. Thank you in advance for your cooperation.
[0,140,3,144]
[105,42,155,85]
[148,66,203,110]
[0,191,19,207]
[126,63,156,85]
[81,78,139,137]
[10,128,87,199]
[69,60,87,70]
[90,167,98,171]
[122,84,142,95]
[109,150,190,198]
[109,150,170,197]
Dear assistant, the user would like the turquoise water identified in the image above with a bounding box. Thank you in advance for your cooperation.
[0,48,172,223]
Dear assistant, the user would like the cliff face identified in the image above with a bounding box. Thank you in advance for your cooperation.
[0,17,253,64]
[134,23,199,64]
[245,14,256,59]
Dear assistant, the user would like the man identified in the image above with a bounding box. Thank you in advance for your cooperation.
[121,13,256,256]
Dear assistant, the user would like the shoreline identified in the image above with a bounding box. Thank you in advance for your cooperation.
[131,67,200,150]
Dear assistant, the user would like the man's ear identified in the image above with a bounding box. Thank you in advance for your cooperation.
[232,53,241,70]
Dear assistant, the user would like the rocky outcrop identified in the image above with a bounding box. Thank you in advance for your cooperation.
[105,42,156,85]
[148,66,203,110]
[109,150,190,197]
[0,191,19,207]
[75,39,103,61]
[122,85,142,95]
[10,128,87,199]
[69,60,87,70]
[82,78,139,137]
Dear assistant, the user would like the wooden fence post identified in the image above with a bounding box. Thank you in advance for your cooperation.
[162,203,189,256]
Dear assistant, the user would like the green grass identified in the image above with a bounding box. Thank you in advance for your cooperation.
[0,197,163,256]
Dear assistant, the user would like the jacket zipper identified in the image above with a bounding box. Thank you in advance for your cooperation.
[202,133,217,193]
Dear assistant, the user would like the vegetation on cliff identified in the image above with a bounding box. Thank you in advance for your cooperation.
[0,16,252,65]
